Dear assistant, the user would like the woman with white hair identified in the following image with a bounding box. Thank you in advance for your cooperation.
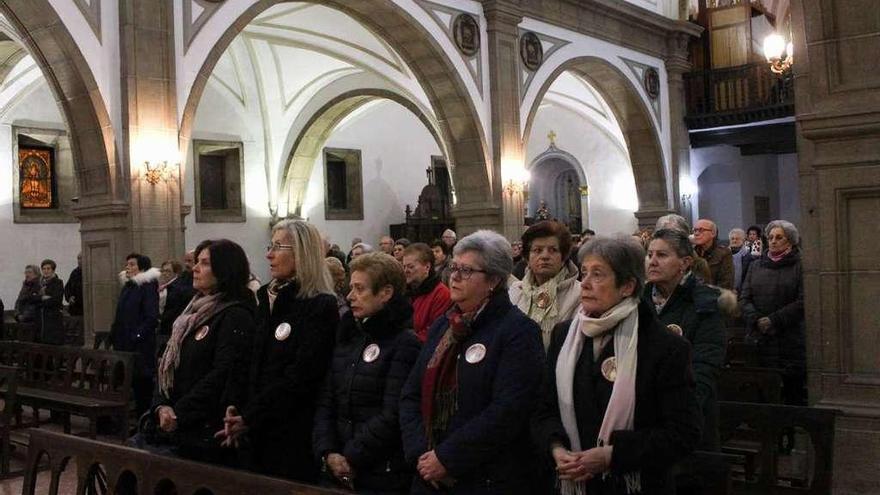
[216,220,339,482]
[400,230,545,494]
[739,220,806,406]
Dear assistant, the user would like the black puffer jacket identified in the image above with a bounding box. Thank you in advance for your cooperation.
[313,295,421,492]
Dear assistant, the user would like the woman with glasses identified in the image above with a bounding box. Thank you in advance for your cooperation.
[400,230,545,494]
[140,239,255,464]
[216,220,339,482]
[533,237,700,494]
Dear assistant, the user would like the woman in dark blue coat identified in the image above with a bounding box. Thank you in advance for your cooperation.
[313,253,421,493]
[216,220,339,483]
[111,253,160,417]
[144,239,255,465]
[400,230,545,494]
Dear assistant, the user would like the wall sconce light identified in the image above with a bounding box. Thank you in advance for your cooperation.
[763,33,793,74]
[501,158,530,195]
[143,160,175,185]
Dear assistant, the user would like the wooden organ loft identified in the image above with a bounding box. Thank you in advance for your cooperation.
[685,0,795,154]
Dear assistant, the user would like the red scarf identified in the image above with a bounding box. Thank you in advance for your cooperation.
[420,301,484,447]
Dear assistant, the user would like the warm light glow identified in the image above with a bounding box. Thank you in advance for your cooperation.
[680,175,698,197]
[786,41,793,60]
[501,158,530,185]
[763,34,786,61]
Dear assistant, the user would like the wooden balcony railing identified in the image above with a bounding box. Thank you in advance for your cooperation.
[684,62,794,129]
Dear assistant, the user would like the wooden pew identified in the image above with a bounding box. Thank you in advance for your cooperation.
[0,342,134,441]
[0,365,17,477]
[674,450,738,495]
[22,428,344,494]
[718,401,838,495]
[719,366,784,404]
[725,341,761,367]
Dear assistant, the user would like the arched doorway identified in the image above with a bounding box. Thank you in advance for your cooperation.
[179,0,494,232]
[528,147,589,234]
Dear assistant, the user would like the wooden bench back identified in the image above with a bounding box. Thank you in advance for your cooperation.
[719,366,784,403]
[0,342,134,404]
[23,429,343,495]
[719,401,838,495]
[0,365,16,425]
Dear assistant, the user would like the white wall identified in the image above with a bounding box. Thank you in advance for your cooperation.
[302,99,441,249]
[0,83,80,306]
[526,103,638,236]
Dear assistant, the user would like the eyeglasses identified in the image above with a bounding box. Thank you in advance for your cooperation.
[448,264,487,280]
[266,243,294,252]
[692,227,712,234]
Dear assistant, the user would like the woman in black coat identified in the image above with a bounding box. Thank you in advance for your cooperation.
[217,220,339,483]
[142,239,255,464]
[643,229,725,450]
[400,230,545,494]
[314,253,421,493]
[38,260,65,345]
[14,265,42,326]
[533,237,700,495]
[111,253,160,416]
[739,220,805,406]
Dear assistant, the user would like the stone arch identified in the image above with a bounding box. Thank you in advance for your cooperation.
[0,0,120,204]
[179,0,494,225]
[281,88,445,218]
[522,57,668,213]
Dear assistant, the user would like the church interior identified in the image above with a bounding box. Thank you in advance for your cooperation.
[0,0,877,493]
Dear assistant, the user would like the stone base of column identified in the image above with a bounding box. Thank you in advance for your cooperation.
[452,203,503,237]
[634,207,675,230]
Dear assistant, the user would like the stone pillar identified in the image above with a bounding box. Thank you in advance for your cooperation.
[792,1,880,493]
[484,0,526,241]
[665,30,695,224]
[119,0,184,262]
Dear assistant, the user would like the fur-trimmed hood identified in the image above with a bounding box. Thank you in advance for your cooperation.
[118,267,161,287]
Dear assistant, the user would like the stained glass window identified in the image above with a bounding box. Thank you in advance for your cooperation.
[19,146,55,209]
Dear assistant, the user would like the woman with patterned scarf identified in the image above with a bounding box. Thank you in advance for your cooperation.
[533,237,700,495]
[136,239,255,465]
[400,230,545,494]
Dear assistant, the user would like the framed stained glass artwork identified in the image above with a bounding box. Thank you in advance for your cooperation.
[18,145,55,209]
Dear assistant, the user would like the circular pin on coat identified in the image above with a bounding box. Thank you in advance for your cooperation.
[601,356,617,382]
[465,343,487,364]
[275,322,292,341]
[535,292,551,309]
[195,325,210,341]
[362,344,381,363]
[666,324,683,337]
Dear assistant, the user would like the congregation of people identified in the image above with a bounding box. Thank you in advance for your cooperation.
[0,214,805,494]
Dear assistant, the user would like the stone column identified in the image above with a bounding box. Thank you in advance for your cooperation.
[484,0,526,241]
[665,30,695,225]
[793,1,880,492]
[119,0,184,262]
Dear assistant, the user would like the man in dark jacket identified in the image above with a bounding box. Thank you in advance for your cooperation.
[111,253,160,417]
[693,219,734,289]
[157,260,193,355]
[39,259,65,345]
[64,253,83,316]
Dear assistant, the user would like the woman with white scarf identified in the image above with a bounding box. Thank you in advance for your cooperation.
[141,239,255,465]
[532,237,700,494]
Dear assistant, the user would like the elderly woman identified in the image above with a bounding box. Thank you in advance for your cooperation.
[324,256,350,317]
[509,221,581,351]
[400,230,545,494]
[141,239,255,464]
[38,259,65,345]
[14,265,42,325]
[352,242,374,260]
[644,229,725,450]
[739,220,805,406]
[393,238,411,263]
[403,243,451,342]
[217,220,339,482]
[314,253,422,493]
[533,237,700,494]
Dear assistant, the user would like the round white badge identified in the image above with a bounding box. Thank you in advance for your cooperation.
[195,325,210,341]
[362,344,381,363]
[465,343,487,364]
[275,322,292,341]
[667,324,683,337]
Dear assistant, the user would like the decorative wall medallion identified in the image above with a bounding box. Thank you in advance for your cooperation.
[520,32,543,71]
[644,67,660,100]
[453,14,480,57]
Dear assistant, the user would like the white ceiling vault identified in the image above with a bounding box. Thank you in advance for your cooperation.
[0,18,47,120]
[199,2,439,207]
